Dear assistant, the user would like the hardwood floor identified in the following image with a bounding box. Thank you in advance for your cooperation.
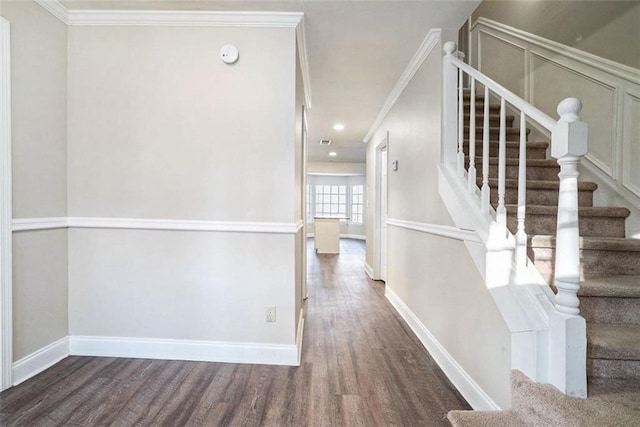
[0,238,470,426]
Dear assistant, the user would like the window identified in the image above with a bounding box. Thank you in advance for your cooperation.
[315,185,346,217]
[351,185,364,224]
[306,184,313,222]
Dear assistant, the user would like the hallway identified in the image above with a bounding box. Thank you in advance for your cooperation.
[0,239,469,426]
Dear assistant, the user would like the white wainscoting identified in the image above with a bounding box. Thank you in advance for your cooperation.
[385,287,500,410]
[12,337,69,386]
[472,17,640,209]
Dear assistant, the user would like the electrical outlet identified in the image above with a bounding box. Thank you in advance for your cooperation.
[265,306,276,322]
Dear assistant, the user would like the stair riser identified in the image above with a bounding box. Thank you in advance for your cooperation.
[490,164,559,181]
[489,188,594,207]
[463,102,501,115]
[581,297,640,324]
[463,116,514,127]
[464,143,548,159]
[531,248,640,281]
[508,215,626,238]
[588,358,640,379]
[464,129,524,141]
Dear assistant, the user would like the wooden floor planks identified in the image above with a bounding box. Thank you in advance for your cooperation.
[0,239,470,426]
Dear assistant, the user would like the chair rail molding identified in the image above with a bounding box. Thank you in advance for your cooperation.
[12,217,304,234]
[386,218,481,243]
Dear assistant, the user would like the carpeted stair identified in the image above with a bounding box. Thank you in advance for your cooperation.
[452,90,640,424]
[448,370,640,426]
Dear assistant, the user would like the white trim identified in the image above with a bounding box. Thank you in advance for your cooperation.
[363,29,441,143]
[33,0,69,24]
[12,217,69,231]
[295,16,312,108]
[385,286,500,410]
[386,218,481,243]
[12,337,69,386]
[296,309,305,365]
[34,0,312,119]
[472,17,640,85]
[66,9,303,28]
[364,262,374,279]
[69,335,300,366]
[13,217,303,234]
[0,17,11,391]
[340,233,365,241]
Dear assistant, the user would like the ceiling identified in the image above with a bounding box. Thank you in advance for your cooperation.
[60,0,480,163]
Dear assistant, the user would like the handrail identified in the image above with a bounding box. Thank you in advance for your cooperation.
[441,40,587,399]
[448,55,557,132]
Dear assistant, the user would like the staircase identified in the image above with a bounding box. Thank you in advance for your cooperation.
[450,90,640,424]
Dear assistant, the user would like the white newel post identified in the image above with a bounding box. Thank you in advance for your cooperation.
[442,41,458,165]
[549,97,587,398]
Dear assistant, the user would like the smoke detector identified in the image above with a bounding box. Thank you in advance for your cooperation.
[319,139,332,145]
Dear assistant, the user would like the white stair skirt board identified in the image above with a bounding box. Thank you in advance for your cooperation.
[69,335,302,367]
[385,286,500,411]
[12,337,70,386]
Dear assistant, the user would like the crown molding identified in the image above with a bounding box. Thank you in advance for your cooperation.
[33,0,69,24]
[363,29,441,144]
[66,9,303,28]
[33,0,312,111]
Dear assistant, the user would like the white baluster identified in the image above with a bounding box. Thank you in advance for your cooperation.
[496,97,507,236]
[516,111,528,267]
[442,42,458,165]
[457,68,464,177]
[552,98,588,315]
[481,86,490,212]
[468,78,477,193]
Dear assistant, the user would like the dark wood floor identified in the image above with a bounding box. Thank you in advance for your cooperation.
[0,238,469,426]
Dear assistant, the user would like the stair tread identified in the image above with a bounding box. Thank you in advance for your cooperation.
[588,323,640,360]
[581,276,640,298]
[485,178,597,190]
[531,235,640,251]
[505,204,631,218]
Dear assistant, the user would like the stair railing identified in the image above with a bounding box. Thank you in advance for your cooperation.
[442,41,588,398]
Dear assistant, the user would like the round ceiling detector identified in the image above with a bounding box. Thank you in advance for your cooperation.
[220,44,239,64]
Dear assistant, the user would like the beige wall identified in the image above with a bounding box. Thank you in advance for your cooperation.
[471,1,640,69]
[365,38,511,408]
[66,24,301,348]
[1,0,69,361]
[68,26,297,222]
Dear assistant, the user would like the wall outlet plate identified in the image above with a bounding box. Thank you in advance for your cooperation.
[265,306,276,322]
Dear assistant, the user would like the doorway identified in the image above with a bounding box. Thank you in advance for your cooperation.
[375,134,388,282]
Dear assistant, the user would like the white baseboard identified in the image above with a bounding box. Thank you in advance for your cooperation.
[12,336,70,386]
[385,286,500,410]
[68,335,301,366]
[364,262,374,279]
[306,233,365,241]
[341,234,365,240]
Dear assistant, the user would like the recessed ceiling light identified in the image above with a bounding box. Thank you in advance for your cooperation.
[329,151,337,157]
[333,124,345,131]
